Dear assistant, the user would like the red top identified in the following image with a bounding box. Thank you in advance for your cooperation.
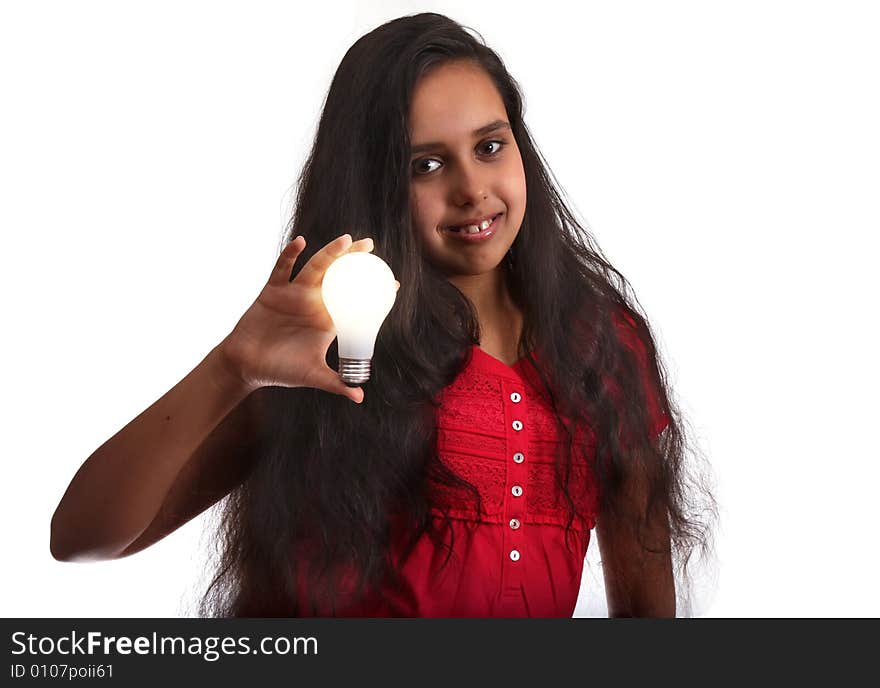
[298,322,669,617]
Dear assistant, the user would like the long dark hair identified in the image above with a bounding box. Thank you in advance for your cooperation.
[197,12,717,617]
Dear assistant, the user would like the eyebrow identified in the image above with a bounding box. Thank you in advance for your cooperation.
[410,119,511,155]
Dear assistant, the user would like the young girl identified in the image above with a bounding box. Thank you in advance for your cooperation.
[51,13,715,617]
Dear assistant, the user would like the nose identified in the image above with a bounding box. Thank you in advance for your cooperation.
[449,158,488,206]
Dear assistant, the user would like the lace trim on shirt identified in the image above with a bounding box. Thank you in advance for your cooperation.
[424,346,610,532]
[427,447,598,531]
[439,365,597,450]
[443,371,502,398]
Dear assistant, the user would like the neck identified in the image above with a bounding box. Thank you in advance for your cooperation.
[448,266,523,357]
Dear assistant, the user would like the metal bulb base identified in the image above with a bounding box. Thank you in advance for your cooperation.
[339,358,371,386]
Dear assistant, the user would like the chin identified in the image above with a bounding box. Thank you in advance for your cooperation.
[453,255,508,275]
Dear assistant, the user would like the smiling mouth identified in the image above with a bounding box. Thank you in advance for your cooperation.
[443,213,502,234]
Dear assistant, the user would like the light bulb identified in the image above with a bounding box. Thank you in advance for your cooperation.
[321,250,397,386]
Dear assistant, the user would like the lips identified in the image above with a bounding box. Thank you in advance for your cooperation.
[441,213,502,243]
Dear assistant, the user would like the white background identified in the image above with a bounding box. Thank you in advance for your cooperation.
[3,0,878,617]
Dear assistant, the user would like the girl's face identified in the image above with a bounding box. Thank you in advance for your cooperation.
[408,61,527,277]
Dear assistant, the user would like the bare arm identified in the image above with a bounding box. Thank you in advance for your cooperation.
[50,341,257,562]
[50,234,391,563]
[596,467,676,618]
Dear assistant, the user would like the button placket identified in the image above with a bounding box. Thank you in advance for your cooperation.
[502,379,527,585]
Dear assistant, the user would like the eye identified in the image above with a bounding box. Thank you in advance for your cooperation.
[413,158,441,175]
[411,139,507,176]
[480,140,505,155]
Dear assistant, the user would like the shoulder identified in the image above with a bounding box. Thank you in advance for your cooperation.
[610,305,647,351]
[608,305,670,438]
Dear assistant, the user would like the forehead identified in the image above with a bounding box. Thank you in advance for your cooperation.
[409,62,506,142]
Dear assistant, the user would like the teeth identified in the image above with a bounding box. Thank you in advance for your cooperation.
[452,216,494,234]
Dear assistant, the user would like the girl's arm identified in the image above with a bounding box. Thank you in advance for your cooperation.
[50,340,260,562]
[596,468,676,617]
[50,234,379,562]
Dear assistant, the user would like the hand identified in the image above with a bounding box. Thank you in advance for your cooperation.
[220,233,399,403]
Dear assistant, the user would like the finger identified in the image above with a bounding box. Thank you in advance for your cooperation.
[334,375,363,404]
[269,235,306,285]
[336,378,363,404]
[317,366,364,404]
[295,233,354,288]
[394,280,400,291]
[348,237,374,253]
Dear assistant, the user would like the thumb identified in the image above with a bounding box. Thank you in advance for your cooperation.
[344,383,364,404]
[321,367,364,403]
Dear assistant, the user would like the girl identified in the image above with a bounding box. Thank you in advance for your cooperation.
[51,13,716,617]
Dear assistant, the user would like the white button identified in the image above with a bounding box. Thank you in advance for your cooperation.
[510,392,521,403]
[512,420,523,431]
[511,485,523,497]
[509,549,521,561]
[509,518,521,530]
[513,452,524,463]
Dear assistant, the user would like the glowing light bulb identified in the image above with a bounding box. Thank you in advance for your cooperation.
[321,250,397,386]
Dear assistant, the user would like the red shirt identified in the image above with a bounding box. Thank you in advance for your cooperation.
[299,327,668,617]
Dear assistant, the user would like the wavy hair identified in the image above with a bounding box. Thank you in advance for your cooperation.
[197,12,717,617]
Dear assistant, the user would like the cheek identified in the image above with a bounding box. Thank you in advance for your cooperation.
[502,153,527,202]
[410,190,443,233]
[515,155,527,192]
[409,191,426,230]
